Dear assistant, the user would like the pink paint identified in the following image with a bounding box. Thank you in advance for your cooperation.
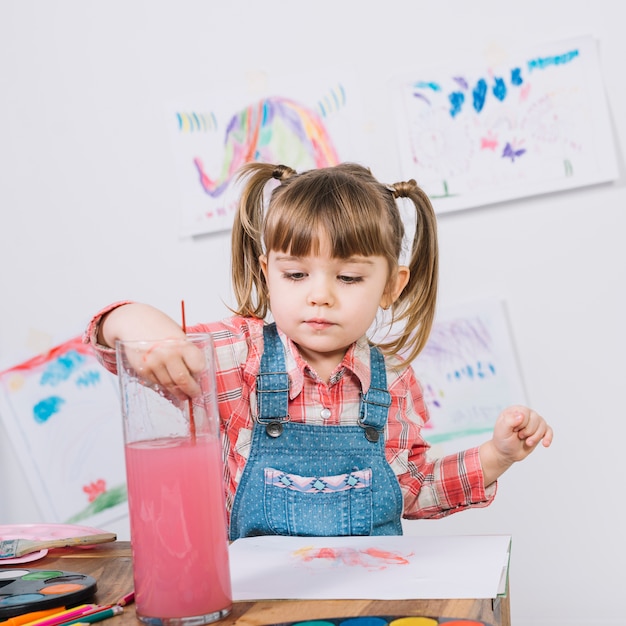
[480,134,498,151]
[83,479,106,502]
[125,436,232,621]
[294,546,412,570]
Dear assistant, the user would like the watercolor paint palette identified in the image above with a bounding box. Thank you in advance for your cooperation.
[0,568,97,619]
[268,618,492,626]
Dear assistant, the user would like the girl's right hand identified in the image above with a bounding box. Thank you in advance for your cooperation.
[100,303,205,400]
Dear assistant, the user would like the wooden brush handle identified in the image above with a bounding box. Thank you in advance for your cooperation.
[36,532,117,551]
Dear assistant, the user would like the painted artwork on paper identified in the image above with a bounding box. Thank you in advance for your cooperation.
[391,35,619,213]
[229,534,512,600]
[0,336,127,527]
[168,71,365,236]
[412,300,526,455]
[292,545,414,571]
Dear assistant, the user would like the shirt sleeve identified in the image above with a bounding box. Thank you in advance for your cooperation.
[82,301,133,374]
[386,365,497,519]
[81,301,235,375]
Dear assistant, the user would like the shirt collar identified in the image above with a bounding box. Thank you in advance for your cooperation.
[278,329,373,398]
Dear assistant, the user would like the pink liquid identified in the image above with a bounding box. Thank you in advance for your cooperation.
[125,436,232,620]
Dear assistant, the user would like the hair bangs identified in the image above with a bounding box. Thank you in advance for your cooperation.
[264,175,398,260]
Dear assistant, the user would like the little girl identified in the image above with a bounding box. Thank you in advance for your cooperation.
[85,162,552,539]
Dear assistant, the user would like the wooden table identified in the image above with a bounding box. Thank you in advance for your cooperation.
[4,542,510,626]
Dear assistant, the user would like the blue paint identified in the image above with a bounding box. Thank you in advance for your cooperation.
[511,67,523,86]
[339,84,346,106]
[448,91,464,117]
[40,350,85,386]
[262,100,270,126]
[445,361,497,383]
[492,77,507,101]
[0,594,45,606]
[33,396,65,423]
[527,48,579,72]
[340,618,388,626]
[76,370,101,387]
[472,79,487,113]
[412,81,441,91]
[409,47,578,123]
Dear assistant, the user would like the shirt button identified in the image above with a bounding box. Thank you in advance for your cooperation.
[320,408,331,420]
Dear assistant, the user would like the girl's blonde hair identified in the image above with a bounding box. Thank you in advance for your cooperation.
[230,162,438,364]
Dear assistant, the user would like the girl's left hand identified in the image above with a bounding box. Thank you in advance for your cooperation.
[492,405,553,463]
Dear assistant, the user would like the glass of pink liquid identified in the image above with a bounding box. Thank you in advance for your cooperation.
[116,334,232,626]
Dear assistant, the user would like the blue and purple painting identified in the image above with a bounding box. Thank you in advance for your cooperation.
[392,35,618,213]
[0,337,126,525]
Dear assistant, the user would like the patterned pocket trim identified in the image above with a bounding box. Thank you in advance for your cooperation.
[264,467,372,493]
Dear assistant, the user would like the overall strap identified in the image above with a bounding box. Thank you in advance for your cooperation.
[257,325,390,442]
[257,323,290,425]
[359,344,391,440]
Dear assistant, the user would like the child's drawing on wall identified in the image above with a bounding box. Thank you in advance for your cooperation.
[168,72,364,236]
[0,336,127,527]
[412,300,527,455]
[392,35,618,213]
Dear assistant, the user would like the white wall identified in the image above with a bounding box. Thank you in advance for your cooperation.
[1,2,624,624]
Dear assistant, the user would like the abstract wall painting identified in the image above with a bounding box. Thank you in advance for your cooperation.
[167,70,366,236]
[391,35,619,213]
[0,336,127,527]
[412,299,527,455]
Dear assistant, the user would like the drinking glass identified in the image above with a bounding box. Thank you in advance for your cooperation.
[116,334,232,626]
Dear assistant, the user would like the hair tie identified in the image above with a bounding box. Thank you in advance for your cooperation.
[272,164,295,182]
[391,179,419,198]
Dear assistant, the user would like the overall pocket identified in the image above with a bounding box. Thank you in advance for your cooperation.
[264,467,373,536]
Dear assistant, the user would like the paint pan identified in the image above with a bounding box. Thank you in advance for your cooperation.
[267,618,491,626]
[0,569,97,619]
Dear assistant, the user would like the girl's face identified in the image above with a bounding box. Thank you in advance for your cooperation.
[260,235,409,381]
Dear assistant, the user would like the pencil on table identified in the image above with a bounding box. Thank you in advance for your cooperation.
[0,606,69,626]
[115,592,134,607]
[52,606,123,626]
[19,606,98,626]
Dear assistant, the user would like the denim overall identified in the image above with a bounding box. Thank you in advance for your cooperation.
[228,323,403,539]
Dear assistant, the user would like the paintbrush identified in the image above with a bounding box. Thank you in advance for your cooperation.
[181,300,196,443]
[0,532,116,559]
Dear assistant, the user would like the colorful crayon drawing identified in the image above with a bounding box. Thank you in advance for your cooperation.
[0,336,127,527]
[391,35,618,213]
[411,299,527,455]
[168,73,363,236]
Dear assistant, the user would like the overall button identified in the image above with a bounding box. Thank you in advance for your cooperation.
[364,426,380,442]
[320,408,331,420]
[266,422,283,438]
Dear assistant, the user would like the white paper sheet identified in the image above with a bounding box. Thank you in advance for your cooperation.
[229,534,511,600]
[391,35,619,214]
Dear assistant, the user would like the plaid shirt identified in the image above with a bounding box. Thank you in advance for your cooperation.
[86,306,495,521]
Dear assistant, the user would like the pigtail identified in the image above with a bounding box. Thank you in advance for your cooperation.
[230,162,296,318]
[380,179,439,364]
